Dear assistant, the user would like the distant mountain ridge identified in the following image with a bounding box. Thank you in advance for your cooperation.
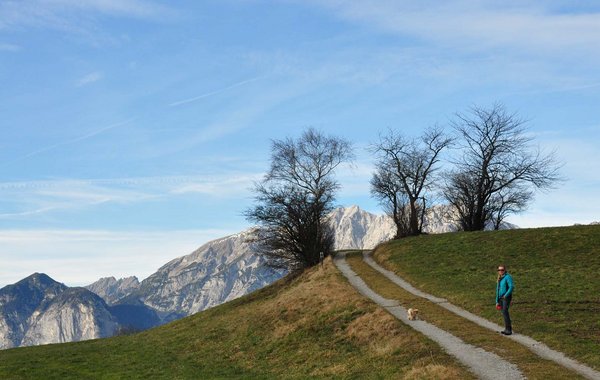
[328,205,395,249]
[117,229,284,319]
[90,205,464,318]
[327,204,474,248]
[85,276,140,305]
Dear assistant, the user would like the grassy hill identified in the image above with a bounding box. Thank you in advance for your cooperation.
[373,224,600,370]
[2,225,597,378]
[0,258,473,379]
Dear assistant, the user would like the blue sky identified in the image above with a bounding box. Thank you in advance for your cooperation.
[1,0,599,287]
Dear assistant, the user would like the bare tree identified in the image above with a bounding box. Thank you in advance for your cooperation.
[443,170,479,231]
[443,103,562,231]
[489,185,532,230]
[371,127,452,237]
[245,128,353,271]
[370,166,411,238]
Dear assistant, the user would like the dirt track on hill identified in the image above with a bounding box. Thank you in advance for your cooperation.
[361,251,600,380]
[334,252,525,380]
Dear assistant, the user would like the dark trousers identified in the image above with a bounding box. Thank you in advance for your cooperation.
[501,296,512,332]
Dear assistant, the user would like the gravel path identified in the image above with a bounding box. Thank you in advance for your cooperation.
[363,251,600,380]
[334,252,525,380]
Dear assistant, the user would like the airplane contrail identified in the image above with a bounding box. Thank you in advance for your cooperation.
[168,77,262,107]
[8,118,135,164]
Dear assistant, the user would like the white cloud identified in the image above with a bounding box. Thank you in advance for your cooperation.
[307,1,600,57]
[76,71,103,87]
[0,0,175,38]
[0,173,262,220]
[172,174,262,196]
[44,0,173,19]
[0,228,235,287]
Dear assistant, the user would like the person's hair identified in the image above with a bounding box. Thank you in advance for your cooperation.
[497,264,507,282]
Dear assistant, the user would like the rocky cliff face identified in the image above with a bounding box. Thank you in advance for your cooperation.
[0,273,66,349]
[328,205,462,249]
[329,205,395,249]
[21,288,119,347]
[0,274,130,349]
[85,276,140,305]
[122,229,284,318]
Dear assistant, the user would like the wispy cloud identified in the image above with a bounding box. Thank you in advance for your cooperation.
[0,173,261,220]
[76,71,103,87]
[44,0,174,19]
[172,174,262,196]
[0,183,154,220]
[7,118,134,164]
[307,1,600,57]
[0,42,20,51]
[0,228,235,287]
[140,77,311,156]
[0,0,175,40]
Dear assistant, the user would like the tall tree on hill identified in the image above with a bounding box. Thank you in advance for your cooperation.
[371,127,452,238]
[245,128,353,271]
[443,103,562,231]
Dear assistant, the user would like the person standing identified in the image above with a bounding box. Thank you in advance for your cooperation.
[496,265,514,335]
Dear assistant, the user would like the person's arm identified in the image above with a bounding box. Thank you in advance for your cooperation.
[495,282,500,304]
[504,274,514,298]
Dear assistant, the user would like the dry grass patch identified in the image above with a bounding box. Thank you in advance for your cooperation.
[309,362,349,377]
[345,308,422,356]
[268,257,370,339]
[403,363,466,380]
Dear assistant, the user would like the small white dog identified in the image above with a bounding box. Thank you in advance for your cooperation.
[407,308,419,321]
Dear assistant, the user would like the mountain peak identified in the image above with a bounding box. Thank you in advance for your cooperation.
[344,204,361,212]
[17,273,62,289]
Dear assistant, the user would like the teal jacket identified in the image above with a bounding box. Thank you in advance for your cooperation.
[495,273,514,304]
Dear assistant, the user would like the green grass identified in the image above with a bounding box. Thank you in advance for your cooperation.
[0,258,473,379]
[372,225,600,370]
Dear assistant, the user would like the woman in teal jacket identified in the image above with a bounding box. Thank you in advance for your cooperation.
[495,265,514,335]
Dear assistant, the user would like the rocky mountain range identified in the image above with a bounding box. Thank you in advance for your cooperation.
[326,204,462,247]
[0,273,162,349]
[97,206,405,319]
[0,274,117,349]
[85,276,140,305]
[116,229,285,320]
[1,205,506,349]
